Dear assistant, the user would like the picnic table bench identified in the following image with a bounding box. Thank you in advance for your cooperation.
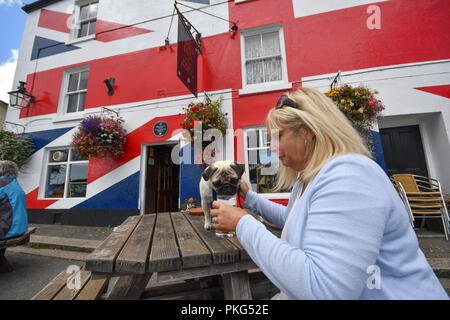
[32,265,110,300]
[84,211,263,300]
[0,227,37,273]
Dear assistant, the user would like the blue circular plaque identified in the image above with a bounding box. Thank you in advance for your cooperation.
[153,121,169,137]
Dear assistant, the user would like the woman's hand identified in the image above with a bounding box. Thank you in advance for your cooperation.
[238,181,250,201]
[211,201,248,232]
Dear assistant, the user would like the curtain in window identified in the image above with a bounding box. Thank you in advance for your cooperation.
[245,31,282,85]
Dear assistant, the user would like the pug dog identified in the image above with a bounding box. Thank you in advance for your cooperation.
[199,160,249,231]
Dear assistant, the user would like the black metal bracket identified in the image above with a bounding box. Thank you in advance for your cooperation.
[101,106,119,118]
[175,5,202,55]
[196,33,202,55]
[330,70,341,89]
[4,121,26,134]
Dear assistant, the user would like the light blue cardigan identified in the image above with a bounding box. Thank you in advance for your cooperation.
[237,154,448,299]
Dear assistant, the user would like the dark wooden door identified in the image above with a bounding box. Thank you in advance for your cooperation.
[380,125,429,177]
[145,145,180,214]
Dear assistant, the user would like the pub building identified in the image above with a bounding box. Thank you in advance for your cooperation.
[6,0,449,226]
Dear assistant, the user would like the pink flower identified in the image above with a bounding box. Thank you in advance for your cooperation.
[355,92,361,97]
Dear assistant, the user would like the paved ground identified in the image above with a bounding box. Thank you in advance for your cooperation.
[417,235,450,259]
[0,252,83,300]
[1,224,113,300]
[0,224,448,299]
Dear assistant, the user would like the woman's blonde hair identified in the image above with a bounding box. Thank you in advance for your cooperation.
[266,87,372,190]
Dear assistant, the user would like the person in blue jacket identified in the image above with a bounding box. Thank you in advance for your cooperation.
[211,87,448,299]
[0,160,28,239]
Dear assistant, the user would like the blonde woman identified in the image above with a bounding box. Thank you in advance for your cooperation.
[211,87,448,299]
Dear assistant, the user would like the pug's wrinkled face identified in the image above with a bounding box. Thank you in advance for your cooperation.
[202,161,245,196]
[212,173,240,196]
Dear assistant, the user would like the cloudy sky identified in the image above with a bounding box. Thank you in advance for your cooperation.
[0,0,29,103]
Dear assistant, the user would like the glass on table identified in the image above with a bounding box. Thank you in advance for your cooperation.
[215,194,236,238]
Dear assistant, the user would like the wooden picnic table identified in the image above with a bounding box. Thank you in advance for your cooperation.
[84,211,260,300]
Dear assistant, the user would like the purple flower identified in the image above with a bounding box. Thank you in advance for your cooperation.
[81,117,102,134]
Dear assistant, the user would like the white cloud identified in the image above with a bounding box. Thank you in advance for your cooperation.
[0,49,19,103]
[0,0,23,6]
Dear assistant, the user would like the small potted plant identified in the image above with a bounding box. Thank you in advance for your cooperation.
[325,84,385,151]
[71,114,127,159]
[180,97,228,165]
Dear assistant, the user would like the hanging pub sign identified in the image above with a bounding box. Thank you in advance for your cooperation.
[177,11,198,98]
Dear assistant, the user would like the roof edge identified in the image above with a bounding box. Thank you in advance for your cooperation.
[22,0,63,13]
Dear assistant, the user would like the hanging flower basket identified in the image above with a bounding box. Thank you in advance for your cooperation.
[180,97,228,165]
[325,84,385,151]
[0,130,34,169]
[71,114,127,159]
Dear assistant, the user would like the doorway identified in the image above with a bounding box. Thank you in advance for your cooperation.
[145,144,180,214]
[380,125,429,177]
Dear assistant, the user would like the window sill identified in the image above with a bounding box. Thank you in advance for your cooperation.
[38,197,88,205]
[239,81,292,96]
[66,34,96,46]
[52,112,86,124]
[40,197,87,200]
[257,192,290,200]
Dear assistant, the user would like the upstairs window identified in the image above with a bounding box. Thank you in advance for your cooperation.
[240,24,290,94]
[245,31,282,84]
[70,0,99,41]
[60,65,89,114]
[77,1,98,38]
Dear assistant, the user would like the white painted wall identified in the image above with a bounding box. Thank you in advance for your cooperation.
[12,0,230,80]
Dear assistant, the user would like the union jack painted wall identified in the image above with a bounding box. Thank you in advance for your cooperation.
[7,0,450,223]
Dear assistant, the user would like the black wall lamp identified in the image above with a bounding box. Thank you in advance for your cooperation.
[104,77,115,96]
[8,81,35,109]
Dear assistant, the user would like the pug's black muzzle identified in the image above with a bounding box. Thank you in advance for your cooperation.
[217,184,239,196]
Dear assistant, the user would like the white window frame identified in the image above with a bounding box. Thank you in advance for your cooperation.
[243,126,290,199]
[57,65,89,116]
[67,0,99,44]
[40,147,89,199]
[239,23,292,96]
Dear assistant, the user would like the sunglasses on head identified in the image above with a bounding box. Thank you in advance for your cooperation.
[275,94,300,110]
